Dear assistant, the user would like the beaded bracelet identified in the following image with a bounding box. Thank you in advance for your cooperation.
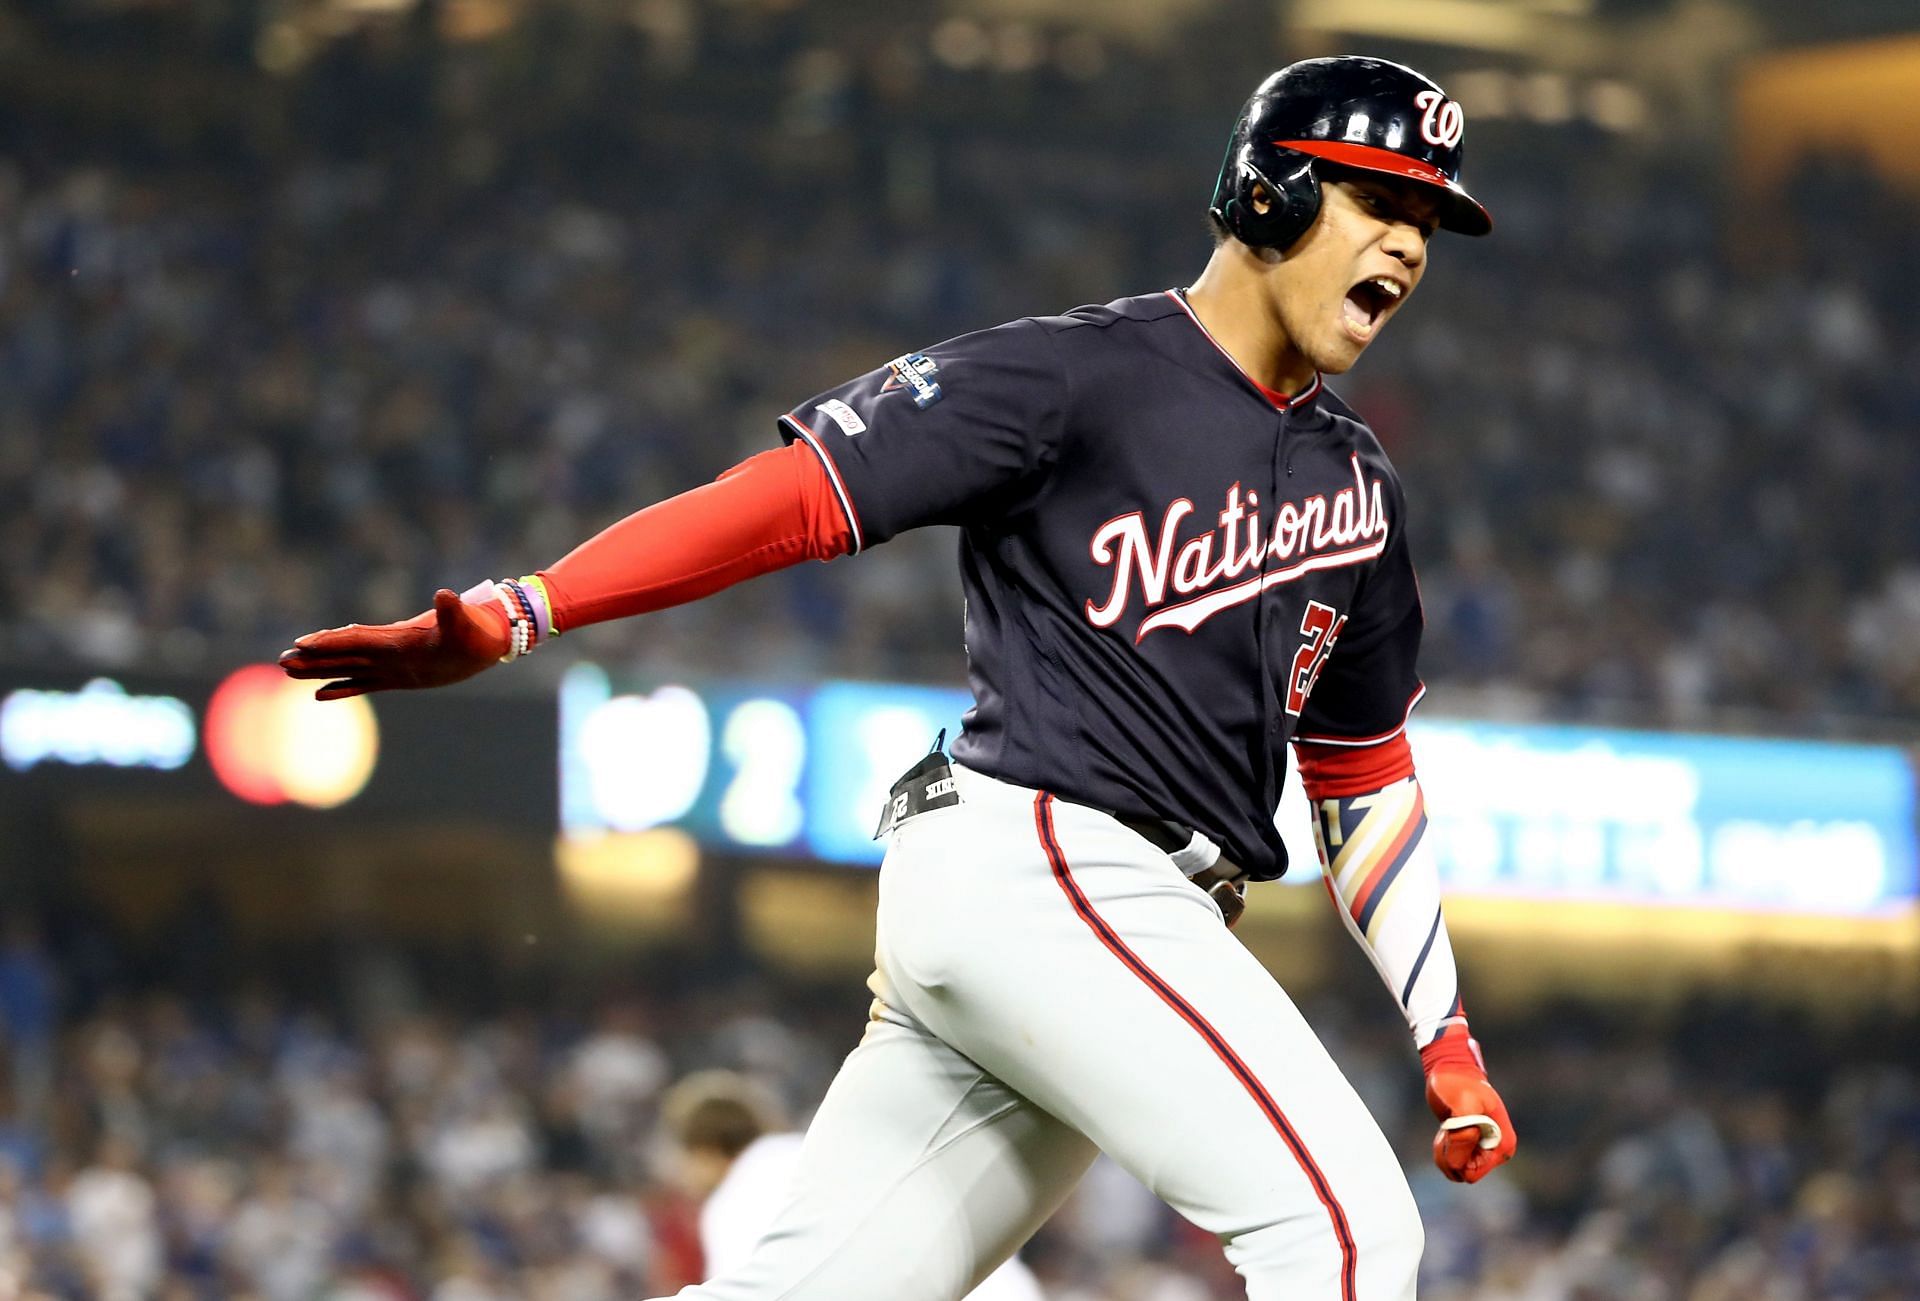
[459,576,559,664]
[505,575,558,643]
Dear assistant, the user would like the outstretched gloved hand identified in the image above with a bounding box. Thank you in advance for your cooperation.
[1421,1034,1517,1184]
[279,589,511,701]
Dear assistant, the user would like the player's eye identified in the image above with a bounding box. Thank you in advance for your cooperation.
[1374,194,1435,238]
[1362,192,1404,222]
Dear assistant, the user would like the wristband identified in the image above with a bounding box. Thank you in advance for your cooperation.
[457,577,559,663]
[460,579,534,662]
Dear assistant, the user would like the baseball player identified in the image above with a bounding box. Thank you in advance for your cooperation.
[283,56,1516,1300]
[663,1071,1047,1300]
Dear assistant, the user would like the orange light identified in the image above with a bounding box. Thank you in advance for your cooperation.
[206,667,378,808]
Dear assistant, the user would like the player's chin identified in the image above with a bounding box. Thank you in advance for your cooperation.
[1320,306,1400,371]
[1308,333,1370,375]
[1328,314,1405,372]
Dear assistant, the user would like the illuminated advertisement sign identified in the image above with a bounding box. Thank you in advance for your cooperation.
[558,665,1919,916]
[1408,721,1917,915]
[0,679,196,772]
[0,669,550,822]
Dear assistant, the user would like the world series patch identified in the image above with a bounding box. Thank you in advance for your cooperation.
[883,352,944,409]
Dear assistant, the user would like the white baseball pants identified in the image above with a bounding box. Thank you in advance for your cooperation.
[661,764,1421,1300]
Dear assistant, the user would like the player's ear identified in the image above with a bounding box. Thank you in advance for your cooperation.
[1248,181,1272,216]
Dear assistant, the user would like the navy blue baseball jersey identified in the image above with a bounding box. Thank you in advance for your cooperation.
[779,291,1423,880]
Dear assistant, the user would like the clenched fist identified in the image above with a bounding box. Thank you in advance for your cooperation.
[1421,1034,1517,1184]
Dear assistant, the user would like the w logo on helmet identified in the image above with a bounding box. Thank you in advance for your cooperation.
[1413,90,1464,149]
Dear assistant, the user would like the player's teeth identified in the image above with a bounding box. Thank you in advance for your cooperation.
[1371,278,1401,299]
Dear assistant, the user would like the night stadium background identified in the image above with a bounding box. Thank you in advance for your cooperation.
[2,0,1919,1296]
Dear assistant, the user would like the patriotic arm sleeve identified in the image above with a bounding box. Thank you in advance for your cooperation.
[1294,734,1471,1051]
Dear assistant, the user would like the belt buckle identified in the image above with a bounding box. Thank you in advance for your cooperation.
[1200,873,1247,929]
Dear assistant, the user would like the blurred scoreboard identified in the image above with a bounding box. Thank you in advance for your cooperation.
[558,664,969,862]
[1413,722,1915,916]
[558,663,1919,917]
[7,665,1905,918]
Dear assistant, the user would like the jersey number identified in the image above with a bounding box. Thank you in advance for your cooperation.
[1286,601,1347,717]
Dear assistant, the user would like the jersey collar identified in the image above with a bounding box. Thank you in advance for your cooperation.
[1165,289,1324,412]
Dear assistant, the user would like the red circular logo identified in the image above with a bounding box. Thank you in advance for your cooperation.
[205,666,379,808]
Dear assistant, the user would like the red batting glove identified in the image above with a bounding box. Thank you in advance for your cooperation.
[279,589,511,701]
[1421,1034,1517,1184]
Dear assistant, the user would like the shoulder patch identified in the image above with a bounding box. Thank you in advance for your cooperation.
[882,352,944,409]
[815,398,867,436]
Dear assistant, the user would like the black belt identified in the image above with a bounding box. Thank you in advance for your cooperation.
[873,740,1246,928]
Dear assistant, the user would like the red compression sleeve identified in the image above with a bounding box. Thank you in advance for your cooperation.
[1293,733,1417,800]
[537,442,853,633]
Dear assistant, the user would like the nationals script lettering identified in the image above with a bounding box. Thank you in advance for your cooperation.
[1085,453,1389,640]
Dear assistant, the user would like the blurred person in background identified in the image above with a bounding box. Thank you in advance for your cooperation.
[66,1134,161,1301]
[223,1157,334,1301]
[0,921,57,1131]
[663,1070,1046,1300]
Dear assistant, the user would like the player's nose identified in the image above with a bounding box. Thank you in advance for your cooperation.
[1381,222,1427,276]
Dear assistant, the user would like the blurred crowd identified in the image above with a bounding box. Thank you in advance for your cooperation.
[5,2,1920,732]
[4,8,1919,1300]
[0,919,1915,1300]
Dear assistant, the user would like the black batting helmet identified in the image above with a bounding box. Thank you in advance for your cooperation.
[1210,56,1492,251]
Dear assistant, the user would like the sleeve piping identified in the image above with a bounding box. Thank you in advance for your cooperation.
[1293,682,1426,747]
[779,412,864,555]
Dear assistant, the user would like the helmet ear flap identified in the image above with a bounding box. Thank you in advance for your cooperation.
[1210,148,1322,252]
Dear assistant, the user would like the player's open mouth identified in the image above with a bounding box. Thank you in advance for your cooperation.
[1340,276,1404,343]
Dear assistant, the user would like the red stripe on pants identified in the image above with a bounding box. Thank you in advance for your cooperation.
[1032,792,1359,1300]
